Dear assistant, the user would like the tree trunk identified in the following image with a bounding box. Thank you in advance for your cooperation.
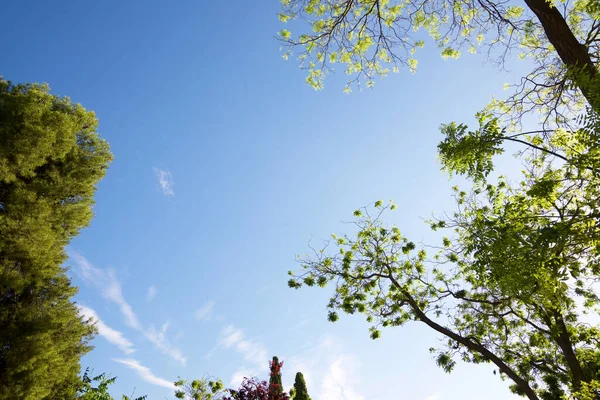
[523,0,598,109]
[404,293,540,400]
[553,310,586,392]
[386,271,541,400]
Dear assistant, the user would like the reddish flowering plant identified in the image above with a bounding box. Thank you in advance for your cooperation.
[223,377,269,400]
[224,357,290,400]
[268,357,286,400]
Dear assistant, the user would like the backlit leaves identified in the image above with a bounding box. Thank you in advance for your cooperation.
[278,0,530,90]
[289,114,600,398]
[438,117,505,181]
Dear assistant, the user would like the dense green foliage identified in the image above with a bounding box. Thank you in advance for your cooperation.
[290,373,310,400]
[0,78,112,399]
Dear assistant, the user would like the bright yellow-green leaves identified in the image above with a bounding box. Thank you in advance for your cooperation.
[484,0,600,127]
[306,64,325,89]
[0,78,112,399]
[407,58,418,73]
[281,0,600,396]
[278,0,526,90]
[354,35,374,55]
[278,0,599,146]
[280,29,291,39]
[505,6,524,19]
[174,376,225,400]
[441,47,461,59]
[438,117,506,181]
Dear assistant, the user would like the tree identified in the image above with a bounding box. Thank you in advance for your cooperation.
[0,78,113,399]
[288,111,600,399]
[77,368,146,400]
[224,378,270,400]
[277,0,599,126]
[268,357,284,400]
[174,376,225,400]
[224,359,290,400]
[279,1,600,399]
[290,373,310,400]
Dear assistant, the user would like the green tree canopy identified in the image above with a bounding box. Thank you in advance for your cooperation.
[77,368,146,400]
[277,0,599,127]
[289,109,600,399]
[174,376,225,400]
[0,78,112,399]
[277,2,600,399]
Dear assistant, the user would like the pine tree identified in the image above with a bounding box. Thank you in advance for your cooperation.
[268,356,284,400]
[0,78,112,399]
[291,373,309,400]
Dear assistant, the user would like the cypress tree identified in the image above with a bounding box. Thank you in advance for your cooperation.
[291,373,310,400]
[268,356,284,400]
[0,78,112,399]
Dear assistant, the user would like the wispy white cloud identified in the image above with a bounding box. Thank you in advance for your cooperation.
[219,325,268,370]
[70,252,142,330]
[147,286,157,302]
[320,355,364,400]
[214,328,362,399]
[425,394,441,400]
[144,322,187,366]
[290,318,310,332]
[153,168,174,196]
[71,252,186,366]
[78,305,135,355]
[230,368,257,386]
[194,301,215,322]
[215,324,268,385]
[106,271,142,330]
[284,335,364,400]
[113,358,175,390]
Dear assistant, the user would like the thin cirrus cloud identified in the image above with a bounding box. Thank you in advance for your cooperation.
[78,305,135,355]
[153,167,174,196]
[194,301,215,322]
[144,322,187,366]
[113,358,175,390]
[147,286,157,302]
[284,335,365,400]
[229,368,256,386]
[70,251,186,366]
[319,355,364,400]
[216,324,268,385]
[70,251,142,330]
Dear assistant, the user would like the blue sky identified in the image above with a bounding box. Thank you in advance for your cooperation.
[2,1,530,399]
